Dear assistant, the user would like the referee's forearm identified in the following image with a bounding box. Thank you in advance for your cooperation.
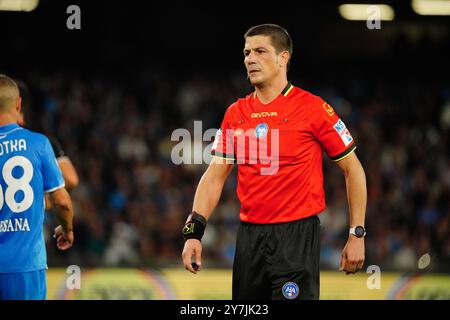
[192,174,225,221]
[345,162,367,227]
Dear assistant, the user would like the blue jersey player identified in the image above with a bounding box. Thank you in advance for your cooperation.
[0,74,74,300]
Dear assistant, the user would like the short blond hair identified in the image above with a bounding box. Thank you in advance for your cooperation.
[0,74,19,111]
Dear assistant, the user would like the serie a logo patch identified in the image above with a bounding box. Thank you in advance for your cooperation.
[282,282,299,299]
[333,119,353,146]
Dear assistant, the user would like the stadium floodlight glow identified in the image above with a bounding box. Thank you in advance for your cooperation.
[412,0,450,15]
[338,4,395,21]
[0,0,39,12]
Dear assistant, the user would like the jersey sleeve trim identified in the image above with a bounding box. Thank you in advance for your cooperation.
[330,145,357,162]
[44,183,66,193]
[211,151,235,160]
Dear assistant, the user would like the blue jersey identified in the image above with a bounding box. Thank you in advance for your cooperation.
[0,123,64,273]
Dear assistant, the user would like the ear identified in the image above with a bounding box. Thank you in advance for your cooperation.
[278,51,290,68]
[17,96,22,113]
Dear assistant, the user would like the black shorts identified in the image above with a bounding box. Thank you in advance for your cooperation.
[232,215,321,300]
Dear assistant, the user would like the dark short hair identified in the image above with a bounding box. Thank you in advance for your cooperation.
[244,24,293,57]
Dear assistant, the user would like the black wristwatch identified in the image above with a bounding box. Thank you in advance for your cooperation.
[349,226,366,238]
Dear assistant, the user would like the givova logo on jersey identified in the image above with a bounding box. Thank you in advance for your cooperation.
[333,119,353,147]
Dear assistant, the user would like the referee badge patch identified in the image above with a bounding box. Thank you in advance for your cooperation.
[282,282,299,299]
[254,123,269,138]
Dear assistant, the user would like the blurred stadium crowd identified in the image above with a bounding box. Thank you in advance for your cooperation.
[7,30,449,274]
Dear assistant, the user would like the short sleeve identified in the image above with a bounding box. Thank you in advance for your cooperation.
[310,99,356,161]
[211,105,235,160]
[41,137,65,192]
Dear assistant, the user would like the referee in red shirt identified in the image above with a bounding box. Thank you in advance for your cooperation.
[181,24,367,300]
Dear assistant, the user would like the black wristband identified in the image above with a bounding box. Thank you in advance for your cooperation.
[183,211,207,241]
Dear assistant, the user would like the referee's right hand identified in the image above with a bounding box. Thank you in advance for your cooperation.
[182,239,202,274]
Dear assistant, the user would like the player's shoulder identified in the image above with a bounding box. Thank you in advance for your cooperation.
[17,127,51,145]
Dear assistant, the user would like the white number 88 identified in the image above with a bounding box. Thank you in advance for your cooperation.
[0,156,34,213]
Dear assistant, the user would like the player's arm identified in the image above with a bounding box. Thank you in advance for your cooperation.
[44,158,78,210]
[334,151,367,274]
[41,136,75,250]
[49,135,79,189]
[45,137,79,210]
[44,159,79,210]
[182,157,234,274]
[57,157,79,190]
[48,187,74,250]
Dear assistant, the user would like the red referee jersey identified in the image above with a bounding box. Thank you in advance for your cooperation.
[211,83,356,224]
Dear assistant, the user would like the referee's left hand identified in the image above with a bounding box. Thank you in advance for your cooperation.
[182,239,202,274]
[339,236,365,274]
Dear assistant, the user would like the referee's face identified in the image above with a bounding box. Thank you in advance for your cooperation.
[244,35,282,87]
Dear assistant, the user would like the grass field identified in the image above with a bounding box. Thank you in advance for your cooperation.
[46,268,450,300]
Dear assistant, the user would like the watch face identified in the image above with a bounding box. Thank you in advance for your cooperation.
[355,226,365,237]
